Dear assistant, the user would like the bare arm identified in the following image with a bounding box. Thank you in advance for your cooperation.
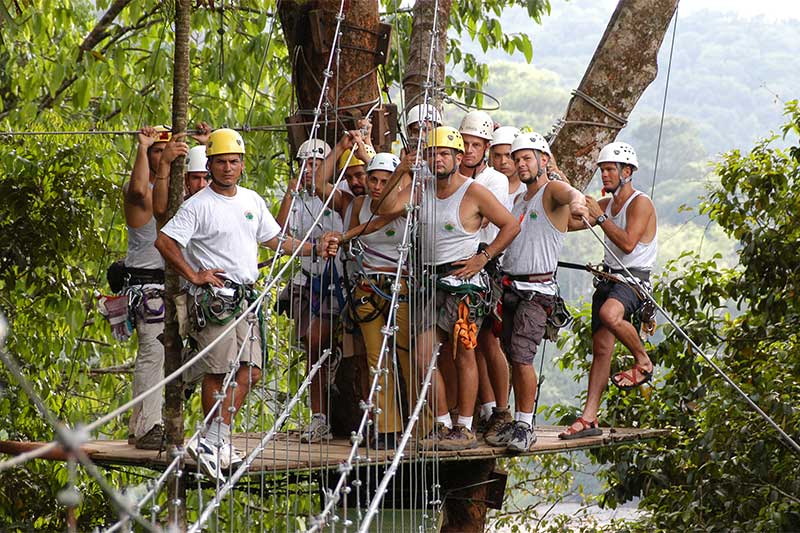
[124,128,157,227]
[152,133,188,224]
[154,232,225,288]
[276,179,298,229]
[546,180,588,232]
[262,232,339,257]
[596,196,655,254]
[452,185,520,278]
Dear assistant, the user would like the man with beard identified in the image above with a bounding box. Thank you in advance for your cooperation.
[416,126,519,451]
[485,132,586,451]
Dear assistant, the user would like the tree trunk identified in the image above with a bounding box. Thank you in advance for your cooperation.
[164,0,191,529]
[550,0,679,191]
[402,0,451,113]
[440,458,497,532]
[278,0,384,151]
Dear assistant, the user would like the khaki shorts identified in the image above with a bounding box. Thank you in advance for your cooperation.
[191,311,263,374]
[500,290,555,365]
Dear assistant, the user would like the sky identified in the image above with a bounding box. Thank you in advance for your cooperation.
[681,0,800,21]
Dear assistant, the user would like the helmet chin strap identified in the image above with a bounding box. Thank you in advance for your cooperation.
[603,163,632,197]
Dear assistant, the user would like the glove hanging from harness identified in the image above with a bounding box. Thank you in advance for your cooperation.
[453,297,479,354]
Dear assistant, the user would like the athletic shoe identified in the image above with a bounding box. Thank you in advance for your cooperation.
[418,422,451,450]
[437,424,478,451]
[483,408,513,442]
[217,441,244,470]
[507,421,537,453]
[485,420,515,447]
[300,414,332,444]
[134,424,164,451]
[186,436,225,482]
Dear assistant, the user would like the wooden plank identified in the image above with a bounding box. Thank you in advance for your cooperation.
[0,425,668,474]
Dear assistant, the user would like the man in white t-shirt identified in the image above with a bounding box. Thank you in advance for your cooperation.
[454,111,515,437]
[156,128,338,480]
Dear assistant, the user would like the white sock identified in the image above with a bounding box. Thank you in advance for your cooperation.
[457,415,474,430]
[436,413,454,429]
[205,421,231,444]
[313,413,327,423]
[480,402,496,421]
[515,411,534,427]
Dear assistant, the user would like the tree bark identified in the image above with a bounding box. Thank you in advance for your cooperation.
[550,0,679,191]
[278,0,382,150]
[164,0,191,530]
[440,458,496,532]
[402,0,451,113]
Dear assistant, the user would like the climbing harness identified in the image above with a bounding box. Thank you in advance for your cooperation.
[558,260,656,338]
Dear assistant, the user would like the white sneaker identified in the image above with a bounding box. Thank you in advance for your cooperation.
[186,436,225,482]
[218,441,244,470]
[300,414,332,443]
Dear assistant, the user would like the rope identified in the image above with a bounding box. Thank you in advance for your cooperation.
[650,2,679,200]
[244,0,282,127]
[580,216,800,456]
[0,340,157,533]
[311,0,446,528]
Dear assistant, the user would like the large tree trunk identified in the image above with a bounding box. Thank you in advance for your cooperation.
[402,0,451,113]
[550,0,679,190]
[164,0,191,529]
[278,0,387,152]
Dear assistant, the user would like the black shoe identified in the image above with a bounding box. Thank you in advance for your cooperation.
[372,432,399,450]
[134,424,165,450]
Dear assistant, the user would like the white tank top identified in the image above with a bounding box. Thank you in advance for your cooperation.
[473,166,509,244]
[357,197,406,274]
[503,183,563,295]
[603,190,657,271]
[423,179,480,266]
[125,217,164,270]
[289,191,343,280]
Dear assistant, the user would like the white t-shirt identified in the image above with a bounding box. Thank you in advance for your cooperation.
[473,165,509,243]
[161,185,280,285]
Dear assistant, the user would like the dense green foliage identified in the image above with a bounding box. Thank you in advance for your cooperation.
[1,0,798,530]
[542,103,800,531]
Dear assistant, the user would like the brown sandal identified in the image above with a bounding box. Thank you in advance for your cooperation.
[611,364,653,391]
[558,416,602,440]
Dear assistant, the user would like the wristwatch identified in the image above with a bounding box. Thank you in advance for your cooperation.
[596,214,608,226]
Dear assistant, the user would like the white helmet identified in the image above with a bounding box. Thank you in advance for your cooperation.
[459,110,494,140]
[406,104,442,128]
[490,126,521,147]
[597,142,638,170]
[186,145,208,173]
[365,152,400,174]
[510,132,552,157]
[296,138,331,160]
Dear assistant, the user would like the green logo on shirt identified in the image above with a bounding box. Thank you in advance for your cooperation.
[386,229,396,237]
[324,209,331,216]
[245,211,254,220]
[444,223,455,231]
[529,211,538,220]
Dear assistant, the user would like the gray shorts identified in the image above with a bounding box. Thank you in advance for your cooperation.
[415,288,486,339]
[500,290,556,365]
[191,312,263,374]
[277,280,340,338]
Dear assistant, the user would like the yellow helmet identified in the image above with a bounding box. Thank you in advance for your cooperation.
[206,128,245,156]
[337,144,375,170]
[153,125,172,144]
[427,126,464,153]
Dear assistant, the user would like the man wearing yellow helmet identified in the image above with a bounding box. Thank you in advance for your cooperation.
[122,124,182,450]
[416,126,520,451]
[156,128,340,480]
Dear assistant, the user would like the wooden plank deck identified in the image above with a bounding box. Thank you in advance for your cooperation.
[0,425,667,473]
